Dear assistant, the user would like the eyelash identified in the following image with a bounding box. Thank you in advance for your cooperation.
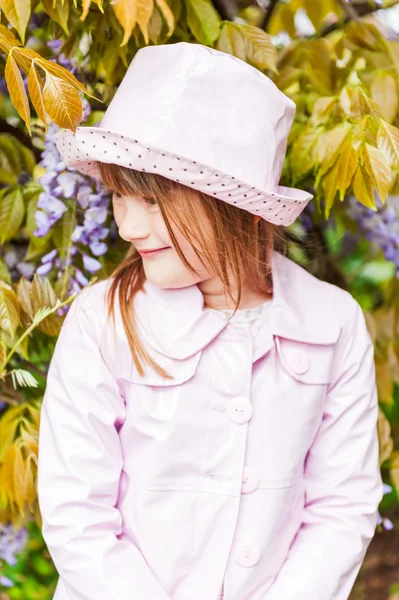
[113,192,157,206]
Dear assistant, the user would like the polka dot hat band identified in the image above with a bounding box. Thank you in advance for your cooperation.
[55,42,313,226]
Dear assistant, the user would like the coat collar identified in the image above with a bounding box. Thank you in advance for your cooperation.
[133,251,341,361]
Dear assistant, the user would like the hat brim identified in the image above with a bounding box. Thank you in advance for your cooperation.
[55,126,313,226]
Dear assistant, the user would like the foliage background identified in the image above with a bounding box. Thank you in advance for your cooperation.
[0,0,398,598]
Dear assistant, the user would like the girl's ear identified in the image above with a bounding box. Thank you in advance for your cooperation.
[253,215,261,224]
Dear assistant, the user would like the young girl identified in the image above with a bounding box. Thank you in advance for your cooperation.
[37,42,384,600]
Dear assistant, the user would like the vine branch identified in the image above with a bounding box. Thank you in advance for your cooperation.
[320,0,399,37]
[212,0,238,21]
[259,0,280,31]
[337,0,360,21]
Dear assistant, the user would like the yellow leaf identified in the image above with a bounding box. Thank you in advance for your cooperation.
[321,157,340,216]
[80,0,104,20]
[81,0,92,19]
[0,23,22,48]
[31,275,62,336]
[377,407,394,466]
[155,0,175,36]
[352,115,378,150]
[340,86,384,120]
[303,62,333,96]
[304,0,324,30]
[290,125,322,178]
[311,96,337,126]
[136,0,154,44]
[371,71,398,124]
[5,53,31,135]
[335,137,358,200]
[112,0,138,46]
[147,4,163,43]
[238,24,277,72]
[41,0,69,34]
[352,163,376,209]
[16,278,33,320]
[217,22,278,72]
[216,22,246,63]
[0,285,20,338]
[42,72,82,131]
[391,451,399,494]
[319,133,357,213]
[27,63,47,134]
[345,21,382,51]
[316,123,351,169]
[274,65,301,92]
[36,57,99,102]
[377,119,399,169]
[375,362,394,405]
[362,143,392,202]
[6,47,41,74]
[268,3,296,38]
[0,0,31,44]
[0,187,25,244]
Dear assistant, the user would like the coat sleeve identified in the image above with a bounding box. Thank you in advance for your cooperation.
[37,291,172,600]
[264,295,384,600]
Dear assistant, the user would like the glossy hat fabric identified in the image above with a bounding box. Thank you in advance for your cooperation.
[54,42,313,226]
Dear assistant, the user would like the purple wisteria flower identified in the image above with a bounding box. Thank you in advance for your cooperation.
[0,522,28,586]
[32,39,112,301]
[346,195,399,276]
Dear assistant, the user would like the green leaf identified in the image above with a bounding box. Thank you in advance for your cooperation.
[0,187,25,244]
[184,0,221,45]
[41,0,70,35]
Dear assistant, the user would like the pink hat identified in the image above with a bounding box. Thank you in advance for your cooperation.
[55,42,313,226]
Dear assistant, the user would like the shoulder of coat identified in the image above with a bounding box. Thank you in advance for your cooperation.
[276,252,362,333]
[70,278,113,321]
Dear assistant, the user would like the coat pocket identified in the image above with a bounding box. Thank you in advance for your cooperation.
[275,337,336,385]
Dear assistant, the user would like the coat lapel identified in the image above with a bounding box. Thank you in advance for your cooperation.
[133,251,341,362]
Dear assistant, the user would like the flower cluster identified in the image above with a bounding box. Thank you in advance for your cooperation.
[346,195,399,276]
[33,40,112,298]
[0,523,28,587]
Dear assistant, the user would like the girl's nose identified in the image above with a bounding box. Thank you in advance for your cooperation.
[118,207,151,244]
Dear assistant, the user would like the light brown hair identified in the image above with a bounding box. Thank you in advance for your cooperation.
[97,162,286,380]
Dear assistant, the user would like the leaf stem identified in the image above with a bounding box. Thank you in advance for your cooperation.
[0,295,76,378]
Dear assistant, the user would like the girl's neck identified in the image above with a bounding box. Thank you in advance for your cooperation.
[198,277,273,311]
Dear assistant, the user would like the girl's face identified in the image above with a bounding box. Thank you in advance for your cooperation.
[112,191,214,289]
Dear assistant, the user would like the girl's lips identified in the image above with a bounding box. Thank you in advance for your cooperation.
[138,247,171,257]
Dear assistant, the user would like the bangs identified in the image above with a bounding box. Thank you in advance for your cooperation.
[96,161,180,204]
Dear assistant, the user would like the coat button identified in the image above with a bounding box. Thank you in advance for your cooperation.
[227,398,253,424]
[241,467,259,493]
[234,542,260,567]
[289,349,310,374]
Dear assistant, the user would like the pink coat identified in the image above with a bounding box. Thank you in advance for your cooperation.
[37,251,384,600]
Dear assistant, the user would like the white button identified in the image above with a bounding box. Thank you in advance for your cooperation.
[289,349,310,374]
[234,542,260,567]
[241,467,259,493]
[227,398,253,424]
